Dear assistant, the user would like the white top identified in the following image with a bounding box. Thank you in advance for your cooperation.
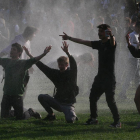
[0,34,31,59]
[129,31,139,58]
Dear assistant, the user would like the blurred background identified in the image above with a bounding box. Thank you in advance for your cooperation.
[0,0,139,113]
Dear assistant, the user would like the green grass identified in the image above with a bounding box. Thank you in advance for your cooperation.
[0,110,140,140]
[0,67,139,139]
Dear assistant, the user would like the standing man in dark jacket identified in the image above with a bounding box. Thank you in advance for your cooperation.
[60,24,120,127]
[24,41,78,123]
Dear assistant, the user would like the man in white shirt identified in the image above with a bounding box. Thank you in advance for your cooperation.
[0,26,37,59]
[118,22,140,99]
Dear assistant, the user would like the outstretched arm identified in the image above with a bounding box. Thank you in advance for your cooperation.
[61,41,77,71]
[59,32,92,47]
[23,45,52,62]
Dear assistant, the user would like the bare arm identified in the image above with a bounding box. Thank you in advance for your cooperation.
[61,41,77,70]
[59,32,92,47]
[106,29,116,47]
[23,46,52,62]
[61,41,77,83]
[110,35,116,47]
[126,33,131,47]
[61,41,71,56]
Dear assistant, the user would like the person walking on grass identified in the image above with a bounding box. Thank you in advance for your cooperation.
[60,24,121,128]
[126,32,140,129]
[1,43,51,120]
[24,41,79,123]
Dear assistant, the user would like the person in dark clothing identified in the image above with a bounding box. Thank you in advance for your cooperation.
[126,33,140,129]
[24,41,78,123]
[1,43,51,120]
[60,24,120,128]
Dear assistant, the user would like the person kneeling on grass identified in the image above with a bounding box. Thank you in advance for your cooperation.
[24,41,79,123]
[1,43,51,120]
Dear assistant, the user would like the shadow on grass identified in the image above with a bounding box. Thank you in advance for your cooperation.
[0,118,136,140]
[0,110,140,139]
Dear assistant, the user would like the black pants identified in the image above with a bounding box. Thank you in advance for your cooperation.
[90,76,120,122]
[1,94,31,120]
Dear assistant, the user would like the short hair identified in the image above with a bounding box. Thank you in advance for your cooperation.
[57,56,69,65]
[97,24,111,30]
[23,26,37,38]
[12,43,23,55]
[135,21,140,28]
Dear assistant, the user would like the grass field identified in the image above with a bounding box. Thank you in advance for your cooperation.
[0,110,140,140]
[0,65,139,140]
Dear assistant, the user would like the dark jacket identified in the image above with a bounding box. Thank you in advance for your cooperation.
[36,55,78,104]
[128,45,140,58]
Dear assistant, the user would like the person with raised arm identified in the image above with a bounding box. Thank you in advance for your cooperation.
[126,33,140,129]
[60,24,121,128]
[24,41,79,123]
[1,43,51,120]
[0,26,38,99]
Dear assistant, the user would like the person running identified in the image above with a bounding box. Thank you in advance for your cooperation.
[60,24,121,128]
[1,43,51,120]
[24,41,79,123]
[126,32,140,128]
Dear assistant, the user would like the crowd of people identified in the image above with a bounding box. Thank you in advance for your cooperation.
[0,0,137,95]
[0,0,140,129]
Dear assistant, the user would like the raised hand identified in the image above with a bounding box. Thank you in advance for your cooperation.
[106,28,113,37]
[44,45,52,55]
[61,41,69,53]
[59,32,69,40]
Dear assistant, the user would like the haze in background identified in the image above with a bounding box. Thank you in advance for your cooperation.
[0,0,136,112]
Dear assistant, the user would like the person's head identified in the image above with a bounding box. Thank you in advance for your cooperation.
[135,21,140,33]
[125,17,131,28]
[57,56,69,72]
[111,18,118,27]
[10,43,23,59]
[79,52,94,64]
[97,24,111,40]
[22,26,38,41]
